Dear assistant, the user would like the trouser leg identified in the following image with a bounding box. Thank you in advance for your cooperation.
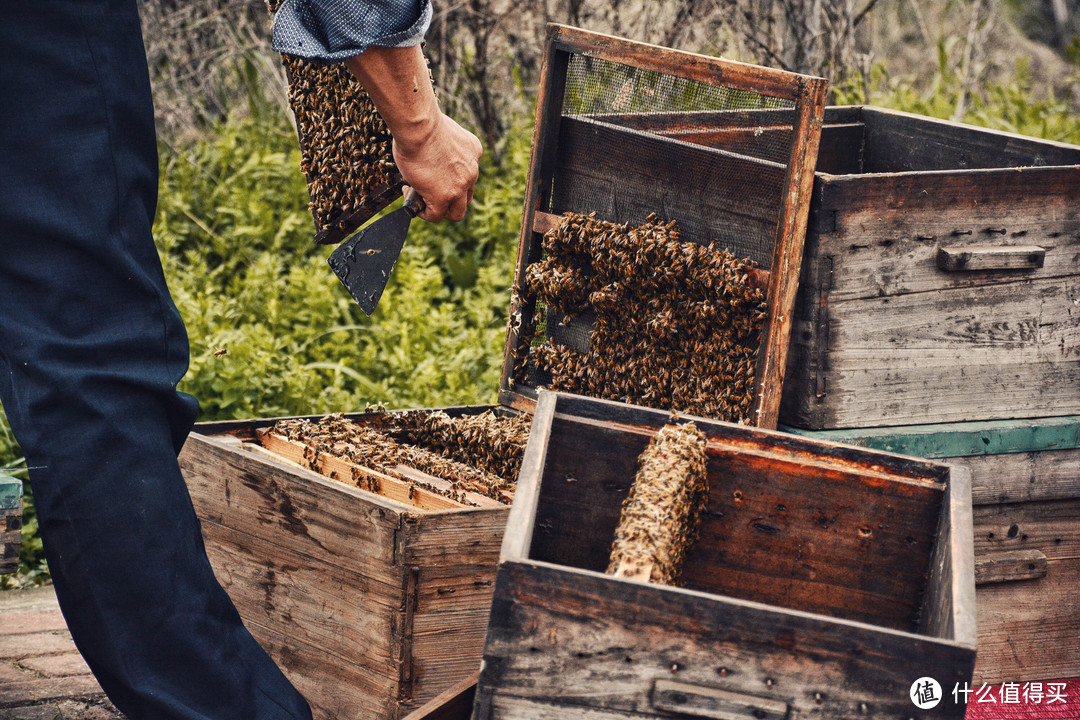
[0,3,312,718]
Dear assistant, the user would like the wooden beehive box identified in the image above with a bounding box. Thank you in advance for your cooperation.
[778,105,1080,430]
[476,390,977,719]
[181,25,830,719]
[0,472,21,576]
[180,407,512,720]
[784,417,1080,686]
[501,24,827,429]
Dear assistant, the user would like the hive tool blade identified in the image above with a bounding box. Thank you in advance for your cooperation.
[327,189,425,315]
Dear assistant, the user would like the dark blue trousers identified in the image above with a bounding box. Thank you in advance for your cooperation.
[0,3,312,718]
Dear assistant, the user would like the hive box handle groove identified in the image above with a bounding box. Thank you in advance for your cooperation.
[651,679,790,720]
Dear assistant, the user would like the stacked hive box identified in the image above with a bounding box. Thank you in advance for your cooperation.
[181,23,829,720]
[788,417,1080,685]
[0,472,20,576]
[773,106,1080,684]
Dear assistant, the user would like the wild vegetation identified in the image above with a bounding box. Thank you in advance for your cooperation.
[2,0,1078,587]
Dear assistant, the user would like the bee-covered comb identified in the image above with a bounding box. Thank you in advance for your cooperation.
[265,0,404,245]
[606,422,708,586]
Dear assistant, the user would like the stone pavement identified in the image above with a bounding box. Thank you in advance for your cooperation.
[0,585,122,719]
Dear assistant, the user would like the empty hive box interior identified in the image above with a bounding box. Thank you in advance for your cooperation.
[529,410,952,633]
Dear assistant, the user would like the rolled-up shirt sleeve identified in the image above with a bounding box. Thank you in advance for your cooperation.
[272,0,432,62]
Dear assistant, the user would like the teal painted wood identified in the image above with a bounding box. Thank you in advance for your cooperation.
[779,416,1080,459]
[0,472,21,510]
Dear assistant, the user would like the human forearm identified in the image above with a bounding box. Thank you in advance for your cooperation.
[345,46,482,222]
[345,45,438,153]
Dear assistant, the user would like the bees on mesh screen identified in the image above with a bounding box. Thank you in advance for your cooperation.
[269,411,530,505]
[514,212,767,424]
[607,422,708,586]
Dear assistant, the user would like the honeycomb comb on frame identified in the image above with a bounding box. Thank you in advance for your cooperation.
[607,422,708,586]
[266,0,404,244]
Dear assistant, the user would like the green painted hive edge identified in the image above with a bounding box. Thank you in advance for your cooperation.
[0,472,22,510]
[779,416,1080,459]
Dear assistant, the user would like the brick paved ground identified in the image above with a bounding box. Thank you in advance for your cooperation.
[0,585,122,719]
[2,585,1077,720]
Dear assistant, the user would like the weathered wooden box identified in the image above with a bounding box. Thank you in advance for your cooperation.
[786,417,1080,685]
[476,390,977,719]
[1,472,21,576]
[180,25,829,717]
[180,409,511,720]
[777,105,1080,429]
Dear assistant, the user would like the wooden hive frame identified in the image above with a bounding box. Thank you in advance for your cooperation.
[499,25,829,429]
[266,0,406,245]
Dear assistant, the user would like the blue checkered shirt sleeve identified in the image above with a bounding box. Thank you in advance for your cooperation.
[272,0,432,62]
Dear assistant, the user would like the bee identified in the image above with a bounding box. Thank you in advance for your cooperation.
[520,210,766,424]
[214,348,228,357]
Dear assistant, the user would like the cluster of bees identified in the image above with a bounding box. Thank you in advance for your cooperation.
[266,0,401,240]
[386,409,531,481]
[267,411,529,506]
[607,423,708,586]
[515,212,768,424]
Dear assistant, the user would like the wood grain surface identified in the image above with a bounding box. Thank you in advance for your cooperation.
[781,122,1080,428]
[972,498,1080,684]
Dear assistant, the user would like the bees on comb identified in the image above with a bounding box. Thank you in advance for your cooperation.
[392,409,532,482]
[268,411,529,505]
[514,211,767,424]
[265,0,403,241]
[607,422,708,586]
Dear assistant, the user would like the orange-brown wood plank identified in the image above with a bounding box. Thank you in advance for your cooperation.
[256,432,476,511]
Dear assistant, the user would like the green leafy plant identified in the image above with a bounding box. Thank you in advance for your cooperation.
[833,47,1080,144]
[156,100,530,421]
[0,407,47,590]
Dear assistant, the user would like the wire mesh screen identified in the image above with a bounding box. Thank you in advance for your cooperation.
[502,26,827,428]
[554,53,797,266]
